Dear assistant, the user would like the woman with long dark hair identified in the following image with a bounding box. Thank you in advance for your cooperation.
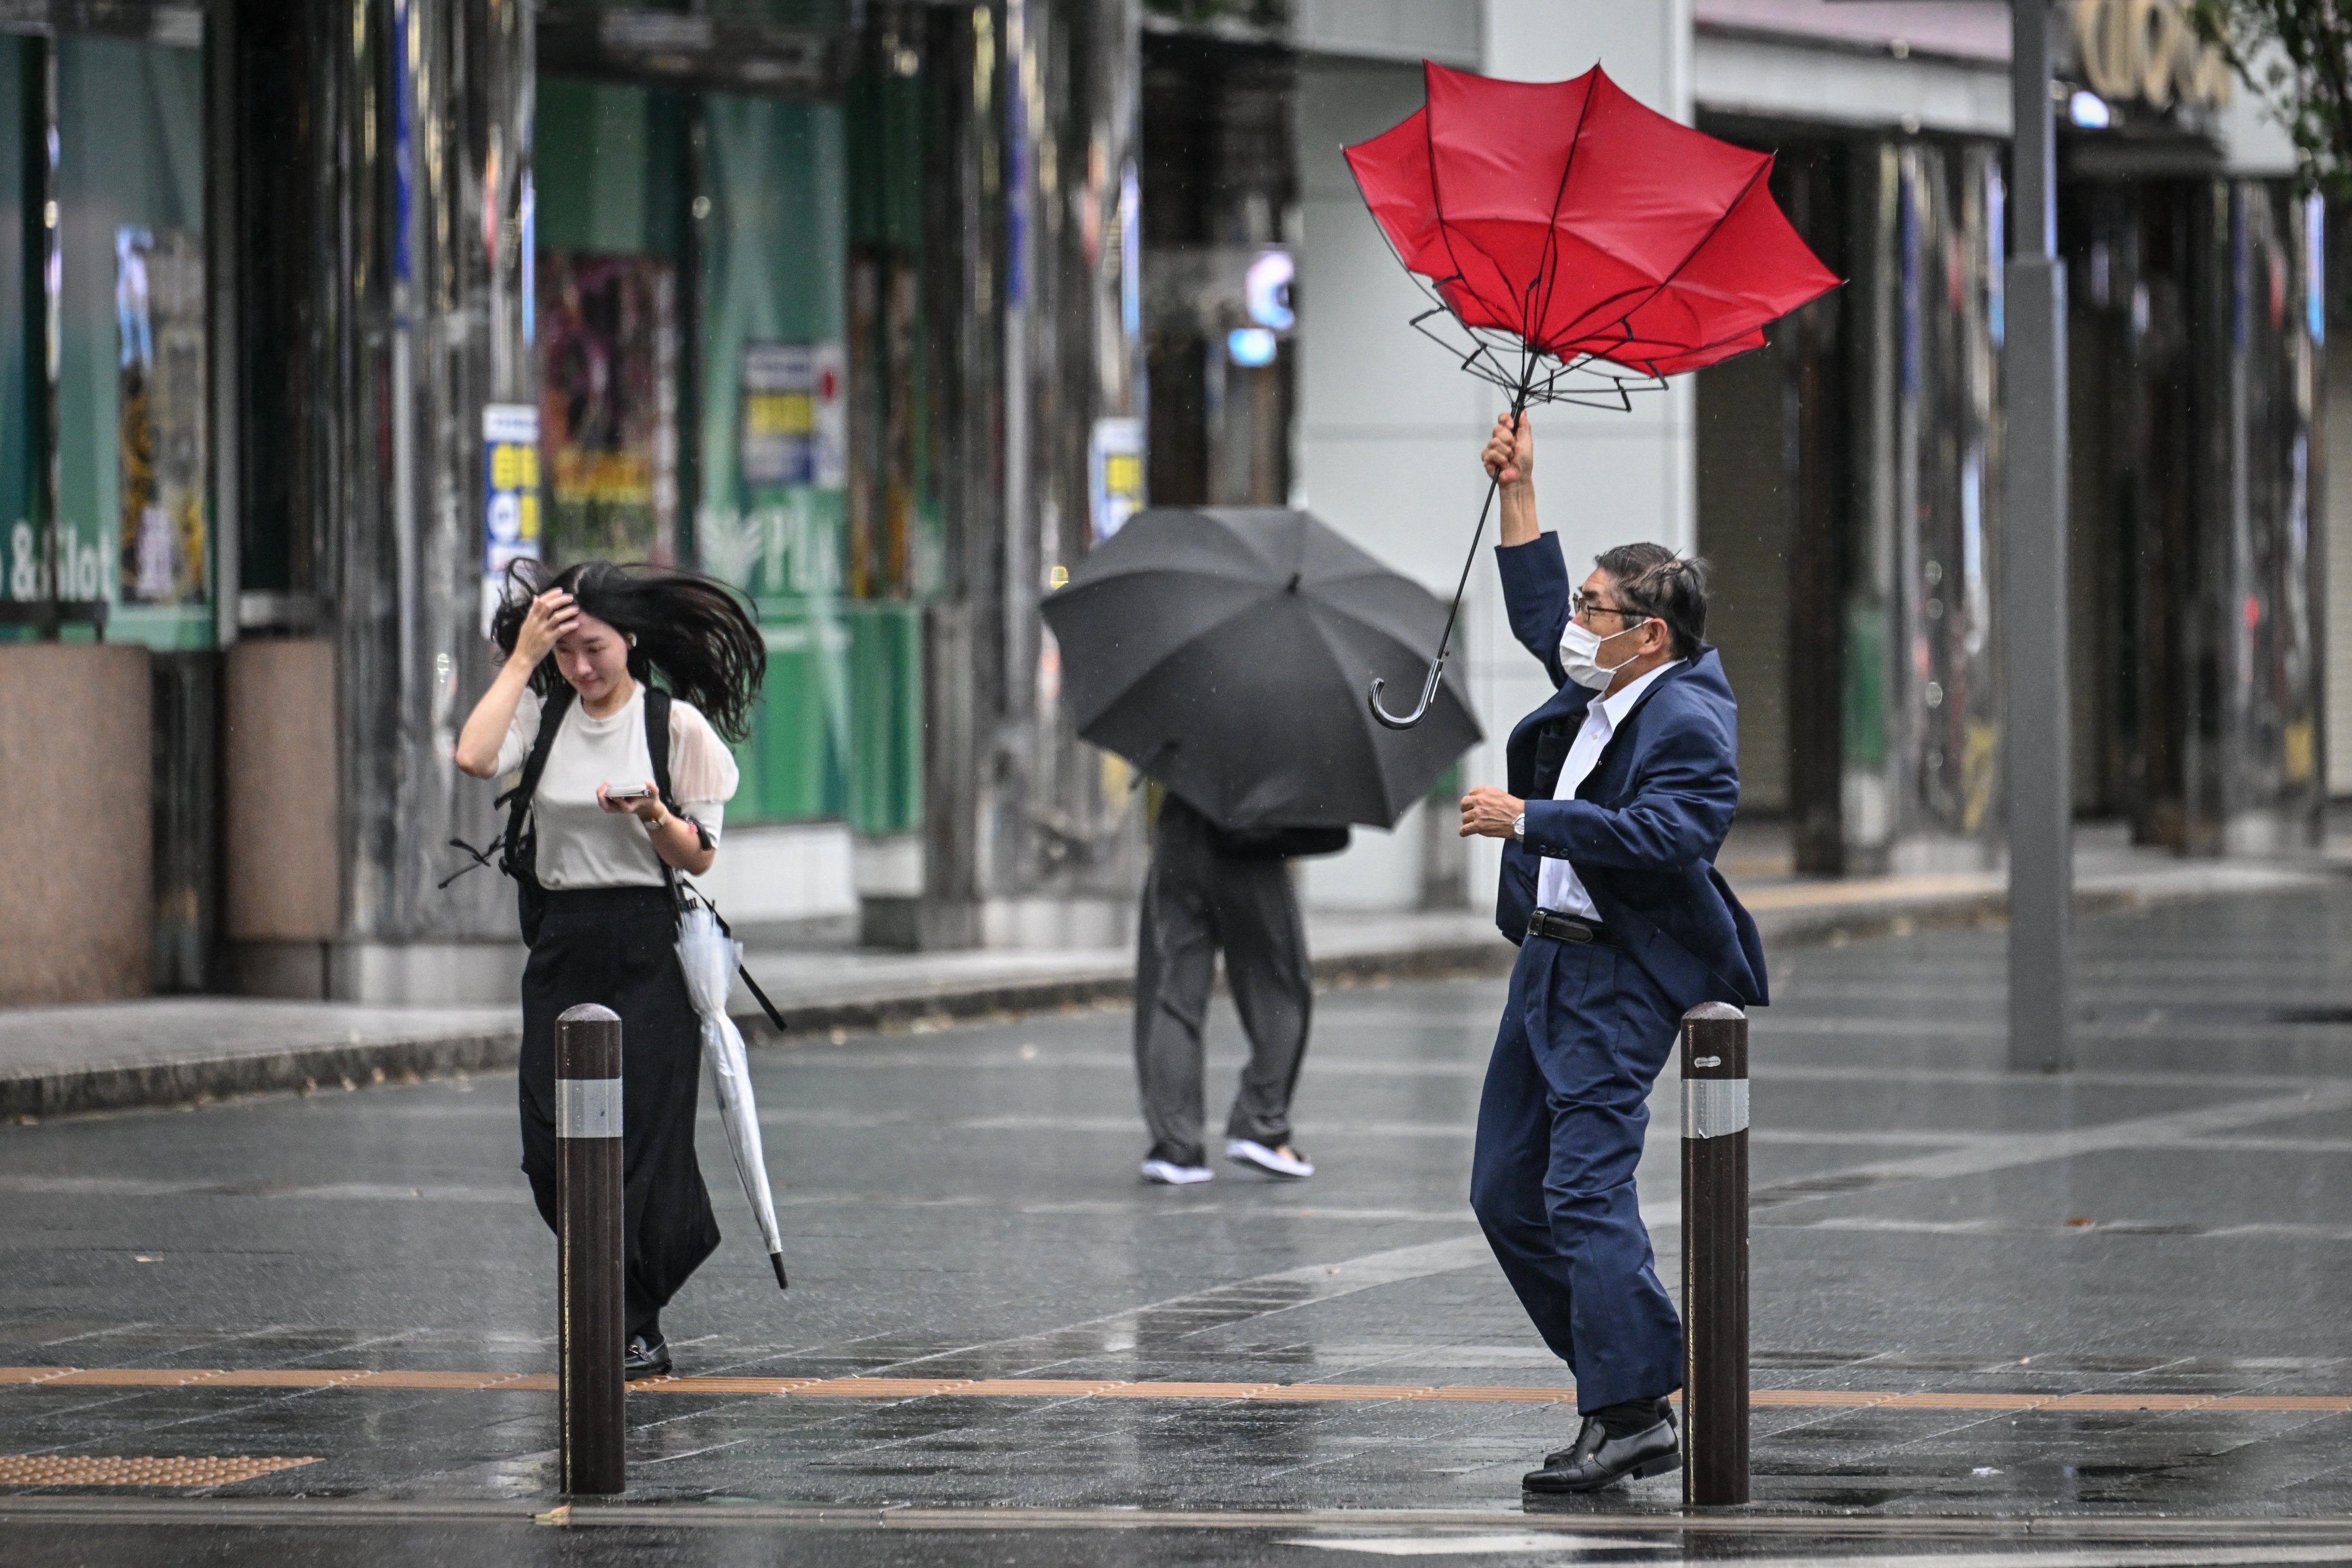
[455,559,767,1378]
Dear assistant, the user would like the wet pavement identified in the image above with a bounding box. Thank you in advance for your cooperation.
[3,886,2352,1563]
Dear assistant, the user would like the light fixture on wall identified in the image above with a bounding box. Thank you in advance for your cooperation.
[1226,327,1277,367]
[1244,249,1294,332]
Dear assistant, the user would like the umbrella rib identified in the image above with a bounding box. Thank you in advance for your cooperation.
[1418,64,1540,343]
[1524,68,1602,367]
[1545,156,1782,357]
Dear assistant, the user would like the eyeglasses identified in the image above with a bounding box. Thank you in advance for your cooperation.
[1569,588,1654,625]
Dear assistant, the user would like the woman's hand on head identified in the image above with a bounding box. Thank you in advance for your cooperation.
[511,589,578,667]
[1482,412,1533,489]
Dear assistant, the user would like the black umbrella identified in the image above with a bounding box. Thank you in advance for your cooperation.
[1042,507,1481,831]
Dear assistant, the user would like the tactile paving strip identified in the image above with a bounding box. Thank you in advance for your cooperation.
[4,1368,2350,1412]
[0,1454,319,1487]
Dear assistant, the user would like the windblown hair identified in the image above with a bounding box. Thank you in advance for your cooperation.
[490,559,767,742]
[1593,542,1709,659]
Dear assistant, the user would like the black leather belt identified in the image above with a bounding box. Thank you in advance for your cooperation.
[1527,908,1617,947]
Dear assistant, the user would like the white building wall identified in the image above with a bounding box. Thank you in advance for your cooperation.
[1291,0,1695,913]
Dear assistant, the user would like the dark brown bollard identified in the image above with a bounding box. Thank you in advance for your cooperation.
[557,1003,625,1496]
[1680,1001,1749,1507]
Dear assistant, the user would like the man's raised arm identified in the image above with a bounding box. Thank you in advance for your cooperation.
[1485,411,1570,685]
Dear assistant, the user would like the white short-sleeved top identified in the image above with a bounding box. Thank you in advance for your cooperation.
[495,684,740,890]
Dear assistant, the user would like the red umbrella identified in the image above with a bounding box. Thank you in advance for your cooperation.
[1345,62,1839,726]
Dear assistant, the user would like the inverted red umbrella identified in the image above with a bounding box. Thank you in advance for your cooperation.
[1346,61,1840,727]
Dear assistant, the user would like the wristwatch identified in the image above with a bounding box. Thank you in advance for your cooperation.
[1511,811,1526,842]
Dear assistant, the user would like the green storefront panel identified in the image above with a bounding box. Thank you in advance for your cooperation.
[749,600,850,822]
[846,599,922,837]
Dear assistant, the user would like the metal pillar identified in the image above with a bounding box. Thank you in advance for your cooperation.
[1680,1002,1750,1508]
[306,0,535,988]
[2003,0,2072,1072]
[557,1003,626,1496]
[917,0,1146,948]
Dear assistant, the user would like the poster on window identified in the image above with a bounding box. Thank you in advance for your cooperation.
[536,251,678,566]
[740,343,845,491]
[482,402,541,633]
[117,227,207,605]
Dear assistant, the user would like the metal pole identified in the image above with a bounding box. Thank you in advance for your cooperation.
[2004,0,2074,1072]
[557,1003,625,1496]
[1680,1002,1749,1508]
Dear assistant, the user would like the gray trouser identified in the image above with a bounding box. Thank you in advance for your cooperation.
[1134,803,1313,1167]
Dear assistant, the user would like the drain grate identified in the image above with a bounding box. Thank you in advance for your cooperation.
[0,1454,319,1487]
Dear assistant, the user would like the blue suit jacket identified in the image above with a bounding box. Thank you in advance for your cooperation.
[1493,534,1769,1011]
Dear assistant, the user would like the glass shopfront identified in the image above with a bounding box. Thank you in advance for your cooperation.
[534,11,935,836]
[0,28,213,650]
[1698,117,2323,873]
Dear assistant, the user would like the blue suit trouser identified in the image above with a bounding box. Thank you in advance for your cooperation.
[1470,932,1684,1413]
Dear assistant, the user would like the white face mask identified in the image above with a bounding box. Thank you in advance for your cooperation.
[1560,617,1645,692]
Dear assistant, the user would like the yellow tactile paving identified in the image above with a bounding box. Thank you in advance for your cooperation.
[786,1377,981,1398]
[2,1367,2348,1412]
[0,1453,318,1487]
[345,1370,552,1390]
[39,1368,231,1387]
[626,1376,825,1395]
[1091,1381,1278,1399]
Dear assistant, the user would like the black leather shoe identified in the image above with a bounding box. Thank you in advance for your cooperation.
[1523,1409,1679,1493]
[624,1332,672,1380]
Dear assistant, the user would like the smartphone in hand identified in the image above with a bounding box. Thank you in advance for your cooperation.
[604,782,656,804]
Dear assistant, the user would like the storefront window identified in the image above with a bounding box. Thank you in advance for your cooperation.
[698,92,854,824]
[535,31,934,836]
[57,35,209,649]
[534,78,688,567]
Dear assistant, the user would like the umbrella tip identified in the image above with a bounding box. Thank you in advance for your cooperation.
[771,1252,790,1291]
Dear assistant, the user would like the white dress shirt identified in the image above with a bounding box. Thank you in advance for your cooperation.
[1534,661,1676,918]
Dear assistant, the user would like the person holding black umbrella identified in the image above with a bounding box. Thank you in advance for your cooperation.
[1456,412,1767,1494]
[1134,789,1347,1185]
[1038,506,1482,1188]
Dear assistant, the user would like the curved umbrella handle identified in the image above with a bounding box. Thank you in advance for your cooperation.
[1368,657,1447,731]
[1367,392,1529,734]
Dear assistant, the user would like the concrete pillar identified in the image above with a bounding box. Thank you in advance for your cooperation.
[0,645,152,1002]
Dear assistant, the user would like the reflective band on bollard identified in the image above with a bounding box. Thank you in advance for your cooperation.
[1680,1001,1749,1508]
[557,1003,625,1496]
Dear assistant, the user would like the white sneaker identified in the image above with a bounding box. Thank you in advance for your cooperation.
[1141,1158,1214,1185]
[1226,1139,1314,1179]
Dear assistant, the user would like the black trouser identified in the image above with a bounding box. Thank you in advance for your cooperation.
[519,886,718,1340]
[1134,800,1313,1167]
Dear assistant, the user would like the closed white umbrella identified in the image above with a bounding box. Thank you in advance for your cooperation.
[676,905,788,1289]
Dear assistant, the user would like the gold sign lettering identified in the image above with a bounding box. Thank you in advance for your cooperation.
[2073,0,2234,111]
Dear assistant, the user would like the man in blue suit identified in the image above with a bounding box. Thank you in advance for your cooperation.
[1457,412,1768,1494]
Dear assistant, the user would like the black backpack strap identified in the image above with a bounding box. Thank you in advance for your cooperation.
[642,687,714,852]
[497,684,575,877]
